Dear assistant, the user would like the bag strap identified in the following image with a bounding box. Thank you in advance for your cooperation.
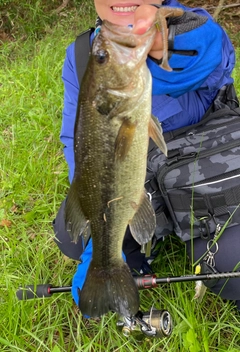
[75,28,95,85]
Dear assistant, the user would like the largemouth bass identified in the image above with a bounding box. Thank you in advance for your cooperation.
[65,20,167,318]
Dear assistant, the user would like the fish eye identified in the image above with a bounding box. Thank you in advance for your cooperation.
[95,49,109,64]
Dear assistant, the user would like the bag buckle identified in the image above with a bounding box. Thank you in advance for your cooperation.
[198,213,212,240]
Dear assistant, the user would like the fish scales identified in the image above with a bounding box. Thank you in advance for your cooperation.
[65,13,171,318]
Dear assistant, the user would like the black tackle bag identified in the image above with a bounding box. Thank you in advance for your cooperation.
[147,84,240,241]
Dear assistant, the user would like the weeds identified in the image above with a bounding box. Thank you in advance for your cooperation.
[1,0,96,40]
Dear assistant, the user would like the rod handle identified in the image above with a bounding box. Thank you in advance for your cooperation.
[16,284,52,300]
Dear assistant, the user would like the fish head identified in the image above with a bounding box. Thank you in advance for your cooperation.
[87,21,157,116]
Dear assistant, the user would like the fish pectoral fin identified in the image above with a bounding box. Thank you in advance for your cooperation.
[129,191,156,245]
[65,180,89,243]
[115,119,137,161]
[149,115,168,156]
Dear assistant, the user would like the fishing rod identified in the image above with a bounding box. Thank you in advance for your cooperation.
[16,270,240,339]
[16,270,240,300]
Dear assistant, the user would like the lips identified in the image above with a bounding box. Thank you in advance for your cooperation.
[111,5,139,13]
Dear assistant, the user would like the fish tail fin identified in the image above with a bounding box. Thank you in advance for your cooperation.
[79,260,139,317]
[65,180,88,243]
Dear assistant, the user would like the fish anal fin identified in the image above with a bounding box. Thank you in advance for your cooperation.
[149,115,168,156]
[129,191,156,245]
[65,180,88,243]
[115,119,137,161]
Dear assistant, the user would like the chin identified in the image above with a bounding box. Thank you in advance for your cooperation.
[107,11,135,26]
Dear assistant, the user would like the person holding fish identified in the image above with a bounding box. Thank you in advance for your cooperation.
[53,0,239,317]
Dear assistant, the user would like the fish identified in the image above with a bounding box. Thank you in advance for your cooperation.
[65,19,168,318]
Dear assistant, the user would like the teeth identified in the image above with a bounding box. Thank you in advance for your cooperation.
[112,5,138,12]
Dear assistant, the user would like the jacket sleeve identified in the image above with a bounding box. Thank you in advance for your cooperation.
[148,4,235,99]
[60,42,79,184]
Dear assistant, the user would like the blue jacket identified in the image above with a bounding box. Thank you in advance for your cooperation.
[61,1,235,183]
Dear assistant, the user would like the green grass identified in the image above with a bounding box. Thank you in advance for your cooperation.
[233,47,240,97]
[1,8,240,352]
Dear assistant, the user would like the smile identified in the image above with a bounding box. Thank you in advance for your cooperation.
[111,5,138,12]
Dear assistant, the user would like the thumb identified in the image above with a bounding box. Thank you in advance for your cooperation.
[132,5,158,34]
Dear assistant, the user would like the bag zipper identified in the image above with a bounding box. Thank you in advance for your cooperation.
[185,117,240,137]
[181,169,240,189]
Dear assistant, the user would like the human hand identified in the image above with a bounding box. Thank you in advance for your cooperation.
[132,5,184,64]
[132,5,165,60]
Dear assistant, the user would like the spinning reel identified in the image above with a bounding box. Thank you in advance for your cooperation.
[116,308,172,338]
[16,270,240,339]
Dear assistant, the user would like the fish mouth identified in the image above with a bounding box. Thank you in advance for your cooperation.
[102,19,156,48]
[94,17,156,93]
